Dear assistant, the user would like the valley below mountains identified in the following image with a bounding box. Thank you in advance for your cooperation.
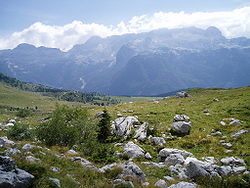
[0,26,250,96]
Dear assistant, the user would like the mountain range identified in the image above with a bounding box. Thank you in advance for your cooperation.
[0,26,250,96]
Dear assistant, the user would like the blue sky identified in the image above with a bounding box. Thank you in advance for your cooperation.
[1,0,249,34]
[1,0,250,50]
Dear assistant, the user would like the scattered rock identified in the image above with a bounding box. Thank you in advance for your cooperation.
[168,181,197,188]
[231,129,248,139]
[124,142,145,159]
[220,142,232,148]
[5,148,21,156]
[220,121,226,126]
[224,150,233,154]
[169,164,188,179]
[141,162,165,168]
[163,175,174,181]
[145,152,152,160]
[111,116,139,139]
[213,98,219,102]
[134,122,148,141]
[220,157,245,166]
[0,156,34,187]
[118,162,146,181]
[49,177,61,187]
[174,114,190,122]
[203,109,209,113]
[22,144,36,150]
[67,149,79,155]
[158,148,194,162]
[95,111,104,118]
[211,131,222,136]
[229,119,241,126]
[176,91,190,98]
[154,179,168,188]
[149,137,166,146]
[0,137,15,147]
[50,166,61,172]
[26,156,41,163]
[142,182,150,186]
[71,157,100,172]
[113,179,134,188]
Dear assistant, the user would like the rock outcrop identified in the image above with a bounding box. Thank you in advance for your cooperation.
[111,116,139,139]
[0,156,34,187]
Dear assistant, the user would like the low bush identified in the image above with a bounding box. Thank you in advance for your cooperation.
[7,123,33,140]
[79,140,116,163]
[36,105,97,147]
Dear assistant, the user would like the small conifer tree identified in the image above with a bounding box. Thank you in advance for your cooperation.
[97,110,111,143]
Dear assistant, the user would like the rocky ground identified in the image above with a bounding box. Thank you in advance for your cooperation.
[0,88,250,187]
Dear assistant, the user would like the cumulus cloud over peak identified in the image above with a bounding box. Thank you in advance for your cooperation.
[1,6,250,51]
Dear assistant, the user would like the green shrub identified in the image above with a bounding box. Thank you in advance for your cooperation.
[7,123,33,140]
[79,140,116,163]
[16,108,32,118]
[36,105,97,147]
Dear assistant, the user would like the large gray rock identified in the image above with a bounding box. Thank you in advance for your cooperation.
[158,148,194,162]
[124,142,145,159]
[149,136,166,146]
[186,161,211,179]
[111,116,139,139]
[134,122,148,141]
[168,181,197,188]
[0,156,34,188]
[170,121,192,136]
[165,154,185,166]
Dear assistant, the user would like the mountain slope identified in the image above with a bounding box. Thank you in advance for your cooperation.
[0,27,250,95]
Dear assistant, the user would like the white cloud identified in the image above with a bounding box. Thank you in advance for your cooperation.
[1,6,250,51]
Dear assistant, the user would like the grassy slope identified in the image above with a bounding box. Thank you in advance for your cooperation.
[103,87,250,157]
[0,83,81,124]
[0,84,250,187]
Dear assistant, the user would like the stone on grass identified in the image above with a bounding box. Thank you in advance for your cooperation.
[134,122,148,141]
[49,177,61,187]
[0,137,15,147]
[168,181,197,188]
[22,144,36,150]
[26,156,41,163]
[231,129,248,139]
[170,121,192,136]
[124,142,145,159]
[158,148,194,162]
[149,137,166,146]
[154,179,168,188]
[67,149,79,155]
